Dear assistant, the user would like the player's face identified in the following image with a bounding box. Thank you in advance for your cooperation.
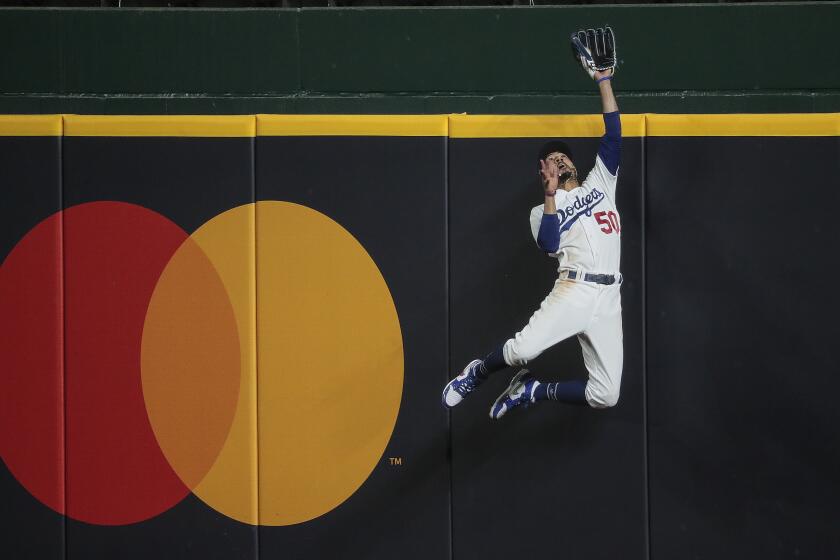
[546,152,576,178]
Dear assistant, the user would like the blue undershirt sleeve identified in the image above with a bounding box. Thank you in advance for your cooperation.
[598,111,622,175]
[537,213,560,253]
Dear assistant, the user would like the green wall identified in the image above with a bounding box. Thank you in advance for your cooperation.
[1,4,839,114]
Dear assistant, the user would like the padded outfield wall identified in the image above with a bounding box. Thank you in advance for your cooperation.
[1,113,839,560]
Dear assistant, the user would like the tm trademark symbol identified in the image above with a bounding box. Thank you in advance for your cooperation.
[389,457,403,466]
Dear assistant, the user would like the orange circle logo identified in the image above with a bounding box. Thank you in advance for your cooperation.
[1,201,404,526]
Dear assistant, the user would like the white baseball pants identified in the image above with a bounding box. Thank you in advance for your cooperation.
[502,277,624,408]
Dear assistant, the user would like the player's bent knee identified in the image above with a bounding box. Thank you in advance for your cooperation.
[585,383,620,409]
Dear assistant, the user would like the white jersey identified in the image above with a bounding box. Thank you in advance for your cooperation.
[529,154,621,274]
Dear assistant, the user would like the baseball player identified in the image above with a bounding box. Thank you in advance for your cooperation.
[443,27,623,419]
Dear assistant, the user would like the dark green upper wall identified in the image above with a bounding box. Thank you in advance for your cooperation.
[1,4,839,114]
[0,9,299,94]
[300,4,838,93]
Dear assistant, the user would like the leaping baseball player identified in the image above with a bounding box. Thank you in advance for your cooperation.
[443,27,624,419]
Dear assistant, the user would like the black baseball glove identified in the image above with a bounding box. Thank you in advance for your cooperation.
[570,27,617,79]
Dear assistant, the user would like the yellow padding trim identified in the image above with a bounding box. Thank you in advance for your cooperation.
[0,115,62,136]
[448,114,646,138]
[646,113,840,137]
[1,114,838,138]
[64,115,256,137]
[257,114,448,137]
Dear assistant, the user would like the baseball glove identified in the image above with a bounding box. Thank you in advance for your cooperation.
[570,27,617,79]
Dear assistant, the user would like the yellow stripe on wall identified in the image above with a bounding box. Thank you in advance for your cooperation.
[64,115,256,137]
[0,114,838,138]
[0,115,62,136]
[448,114,647,138]
[646,113,840,137]
[257,114,448,137]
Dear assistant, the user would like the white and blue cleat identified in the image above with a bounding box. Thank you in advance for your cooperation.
[442,359,485,408]
[489,369,539,419]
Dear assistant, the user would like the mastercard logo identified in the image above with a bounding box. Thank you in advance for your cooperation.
[0,200,404,527]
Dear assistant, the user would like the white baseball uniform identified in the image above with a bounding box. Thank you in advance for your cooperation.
[501,153,623,408]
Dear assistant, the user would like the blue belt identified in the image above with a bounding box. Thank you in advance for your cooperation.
[567,270,621,285]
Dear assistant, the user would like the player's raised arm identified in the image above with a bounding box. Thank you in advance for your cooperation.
[572,27,621,175]
[596,68,618,114]
[596,74,621,176]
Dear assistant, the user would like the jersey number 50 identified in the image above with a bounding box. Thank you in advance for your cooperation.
[594,211,621,234]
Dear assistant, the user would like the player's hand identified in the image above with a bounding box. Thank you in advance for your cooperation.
[571,27,617,80]
[539,159,559,195]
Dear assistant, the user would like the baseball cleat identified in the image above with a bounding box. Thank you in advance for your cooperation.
[442,359,485,408]
[489,369,539,420]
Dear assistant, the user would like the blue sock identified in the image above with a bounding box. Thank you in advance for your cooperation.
[478,346,506,378]
[534,380,587,405]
